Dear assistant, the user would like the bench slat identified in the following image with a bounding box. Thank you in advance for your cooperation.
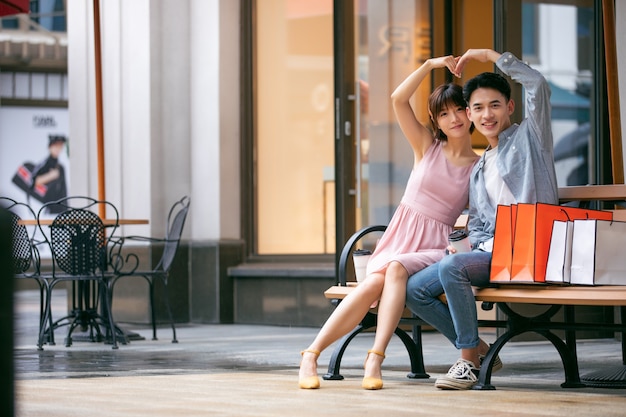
[558,184,626,201]
[474,286,626,306]
[325,284,626,306]
[324,284,357,300]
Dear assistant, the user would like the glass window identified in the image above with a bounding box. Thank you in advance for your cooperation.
[522,1,594,186]
[255,0,334,254]
[31,0,66,32]
[522,3,538,63]
[1,0,66,31]
[356,0,432,229]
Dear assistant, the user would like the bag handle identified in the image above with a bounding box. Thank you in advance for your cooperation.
[560,208,572,221]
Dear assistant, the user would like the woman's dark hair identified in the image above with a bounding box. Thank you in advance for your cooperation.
[428,83,474,141]
[463,72,511,104]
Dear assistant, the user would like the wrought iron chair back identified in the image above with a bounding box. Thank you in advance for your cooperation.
[49,209,105,276]
[0,197,46,348]
[0,197,39,275]
[111,195,190,342]
[36,196,121,349]
[157,196,190,273]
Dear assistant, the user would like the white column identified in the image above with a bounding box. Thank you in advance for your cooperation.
[189,0,220,240]
[189,0,241,240]
[151,0,192,233]
[217,1,241,240]
[68,0,240,239]
[67,0,152,234]
[617,1,626,181]
[66,0,92,197]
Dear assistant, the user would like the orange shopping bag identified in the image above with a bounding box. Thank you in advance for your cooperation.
[510,203,613,283]
[490,204,517,282]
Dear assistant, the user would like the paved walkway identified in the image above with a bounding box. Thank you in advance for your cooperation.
[13,290,626,416]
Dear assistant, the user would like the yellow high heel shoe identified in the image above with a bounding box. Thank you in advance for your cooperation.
[362,349,386,390]
[299,349,321,389]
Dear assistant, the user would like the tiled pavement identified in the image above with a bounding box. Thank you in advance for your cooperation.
[12,290,626,416]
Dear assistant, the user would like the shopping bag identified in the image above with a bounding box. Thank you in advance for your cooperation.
[545,220,574,284]
[510,203,613,283]
[490,204,517,282]
[570,219,626,285]
[11,162,52,203]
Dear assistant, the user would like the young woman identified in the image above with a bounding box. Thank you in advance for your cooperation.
[299,56,478,390]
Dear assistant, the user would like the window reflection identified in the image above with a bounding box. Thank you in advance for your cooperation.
[522,2,594,186]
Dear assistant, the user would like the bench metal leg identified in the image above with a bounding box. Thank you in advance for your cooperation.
[543,329,584,388]
[473,327,584,390]
[473,330,511,390]
[580,306,626,388]
[322,325,364,380]
[322,311,430,380]
[622,306,626,365]
[323,312,376,380]
[406,323,429,379]
[474,302,584,390]
[558,305,584,388]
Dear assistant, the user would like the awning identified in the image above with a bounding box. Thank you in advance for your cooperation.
[549,81,590,122]
[0,0,29,16]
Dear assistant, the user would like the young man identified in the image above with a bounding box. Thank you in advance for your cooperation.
[405,49,558,390]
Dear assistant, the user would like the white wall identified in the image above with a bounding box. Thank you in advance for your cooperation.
[188,0,241,241]
[67,0,151,235]
[217,1,241,240]
[189,0,219,241]
[618,1,626,181]
[66,0,239,240]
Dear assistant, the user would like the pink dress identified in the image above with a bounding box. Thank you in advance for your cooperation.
[366,140,477,276]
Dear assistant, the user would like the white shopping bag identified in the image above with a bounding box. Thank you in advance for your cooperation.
[570,219,626,285]
[545,220,574,284]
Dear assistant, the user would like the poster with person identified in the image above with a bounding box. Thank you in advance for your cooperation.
[0,106,70,218]
[12,134,69,212]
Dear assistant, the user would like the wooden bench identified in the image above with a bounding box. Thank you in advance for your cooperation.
[323,184,626,390]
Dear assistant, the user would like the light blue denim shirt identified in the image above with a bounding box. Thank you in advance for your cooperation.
[468,52,559,247]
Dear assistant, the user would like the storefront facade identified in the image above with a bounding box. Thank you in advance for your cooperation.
[4,0,626,326]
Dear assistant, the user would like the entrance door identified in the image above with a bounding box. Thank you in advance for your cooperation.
[333,0,435,263]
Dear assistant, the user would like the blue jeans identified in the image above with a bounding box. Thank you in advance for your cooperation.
[405,250,492,350]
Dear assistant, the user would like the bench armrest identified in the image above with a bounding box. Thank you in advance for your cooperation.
[337,225,386,286]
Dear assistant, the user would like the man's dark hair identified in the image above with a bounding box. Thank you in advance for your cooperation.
[463,72,511,104]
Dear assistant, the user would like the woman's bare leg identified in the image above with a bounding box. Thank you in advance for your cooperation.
[363,262,409,381]
[299,274,385,382]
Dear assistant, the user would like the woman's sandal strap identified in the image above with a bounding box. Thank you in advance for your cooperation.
[367,349,386,358]
[301,349,321,357]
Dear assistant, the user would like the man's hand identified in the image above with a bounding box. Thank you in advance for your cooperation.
[427,55,460,76]
[454,49,502,77]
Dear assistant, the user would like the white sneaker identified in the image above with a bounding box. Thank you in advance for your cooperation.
[435,358,478,390]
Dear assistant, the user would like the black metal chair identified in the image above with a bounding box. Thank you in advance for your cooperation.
[37,196,121,349]
[0,197,47,348]
[110,196,190,343]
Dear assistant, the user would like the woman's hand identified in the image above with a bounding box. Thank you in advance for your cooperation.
[454,49,502,76]
[427,55,460,77]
